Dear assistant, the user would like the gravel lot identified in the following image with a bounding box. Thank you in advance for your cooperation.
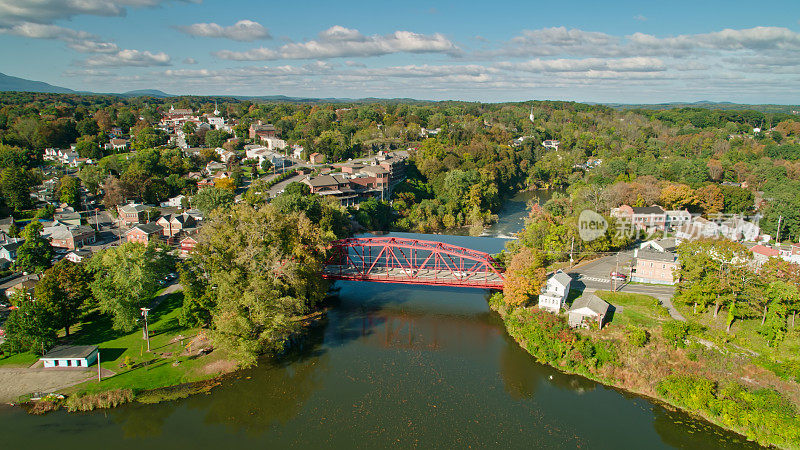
[0,367,97,402]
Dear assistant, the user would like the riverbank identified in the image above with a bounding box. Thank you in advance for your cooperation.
[491,291,800,449]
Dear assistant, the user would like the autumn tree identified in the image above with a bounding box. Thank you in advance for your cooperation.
[503,247,547,307]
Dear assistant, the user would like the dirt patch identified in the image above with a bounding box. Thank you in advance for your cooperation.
[0,368,97,403]
[202,359,238,375]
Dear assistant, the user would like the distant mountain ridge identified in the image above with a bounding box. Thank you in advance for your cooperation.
[1,72,798,112]
[0,72,75,94]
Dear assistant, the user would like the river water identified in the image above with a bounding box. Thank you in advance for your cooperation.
[0,191,758,449]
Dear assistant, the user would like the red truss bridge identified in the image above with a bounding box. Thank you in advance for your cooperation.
[322,237,505,289]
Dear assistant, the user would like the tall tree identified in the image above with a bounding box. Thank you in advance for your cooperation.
[3,291,57,355]
[14,222,52,274]
[87,241,173,331]
[1,166,31,211]
[191,202,330,366]
[59,175,81,208]
[34,260,92,336]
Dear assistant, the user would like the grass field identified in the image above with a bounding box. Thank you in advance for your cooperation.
[1,291,232,397]
[594,290,671,328]
[0,351,41,368]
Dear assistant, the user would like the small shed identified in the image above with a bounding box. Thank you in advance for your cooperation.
[40,345,99,368]
[568,294,611,329]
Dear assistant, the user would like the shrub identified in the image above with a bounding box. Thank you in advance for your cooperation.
[65,389,134,412]
[662,321,689,348]
[625,325,649,347]
[657,375,800,448]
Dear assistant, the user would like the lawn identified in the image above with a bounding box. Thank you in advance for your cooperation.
[0,351,41,368]
[594,290,671,329]
[67,292,229,396]
[2,291,231,396]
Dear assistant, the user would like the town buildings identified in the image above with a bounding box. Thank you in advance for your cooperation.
[611,205,667,233]
[126,223,163,245]
[631,247,679,285]
[118,203,151,225]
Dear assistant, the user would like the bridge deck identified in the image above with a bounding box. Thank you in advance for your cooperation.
[322,265,505,289]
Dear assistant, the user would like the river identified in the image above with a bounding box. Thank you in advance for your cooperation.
[0,191,758,449]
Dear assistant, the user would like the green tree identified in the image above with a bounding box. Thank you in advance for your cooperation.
[87,241,173,331]
[59,175,81,208]
[192,186,235,216]
[14,222,52,273]
[193,202,331,366]
[34,260,92,336]
[1,167,32,211]
[3,291,57,355]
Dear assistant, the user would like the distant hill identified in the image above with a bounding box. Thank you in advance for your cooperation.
[605,101,800,114]
[0,72,75,94]
[120,89,172,98]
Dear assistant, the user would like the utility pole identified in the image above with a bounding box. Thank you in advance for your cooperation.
[140,307,151,352]
[569,237,574,267]
[97,351,101,382]
[776,215,783,244]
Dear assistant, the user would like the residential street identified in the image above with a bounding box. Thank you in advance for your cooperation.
[567,253,684,320]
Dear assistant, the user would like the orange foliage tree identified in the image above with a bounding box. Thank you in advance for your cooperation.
[502,247,547,307]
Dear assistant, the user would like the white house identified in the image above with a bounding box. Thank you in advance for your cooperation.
[292,145,304,159]
[665,210,692,229]
[263,137,287,151]
[40,345,99,368]
[215,147,236,164]
[538,270,572,313]
[542,140,560,150]
[65,248,92,263]
[160,194,186,208]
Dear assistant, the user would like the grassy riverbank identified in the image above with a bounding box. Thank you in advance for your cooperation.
[492,290,800,449]
[1,291,239,408]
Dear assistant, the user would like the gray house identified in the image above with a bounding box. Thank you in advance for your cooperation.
[568,294,611,329]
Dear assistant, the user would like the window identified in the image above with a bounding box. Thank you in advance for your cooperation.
[53,360,59,367]
[66,359,71,367]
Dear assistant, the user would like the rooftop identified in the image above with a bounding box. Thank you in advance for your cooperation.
[41,345,98,359]
[569,294,610,316]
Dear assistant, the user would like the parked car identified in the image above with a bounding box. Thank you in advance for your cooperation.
[610,272,627,281]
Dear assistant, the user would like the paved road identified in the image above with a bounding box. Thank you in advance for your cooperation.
[568,254,685,321]
[267,173,306,197]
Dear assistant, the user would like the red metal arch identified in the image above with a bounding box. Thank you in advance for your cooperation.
[322,237,505,289]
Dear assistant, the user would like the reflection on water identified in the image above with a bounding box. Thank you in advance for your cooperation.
[0,232,760,449]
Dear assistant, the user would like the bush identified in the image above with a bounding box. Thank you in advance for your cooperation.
[662,321,689,348]
[657,375,800,448]
[625,325,649,347]
[65,389,134,412]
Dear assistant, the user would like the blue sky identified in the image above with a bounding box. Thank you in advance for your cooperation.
[1,0,799,103]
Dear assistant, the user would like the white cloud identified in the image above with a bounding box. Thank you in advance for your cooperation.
[215,25,460,60]
[176,19,270,41]
[183,57,197,64]
[80,49,171,67]
[0,0,194,25]
[497,57,666,73]
[634,14,647,22]
[0,22,120,53]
